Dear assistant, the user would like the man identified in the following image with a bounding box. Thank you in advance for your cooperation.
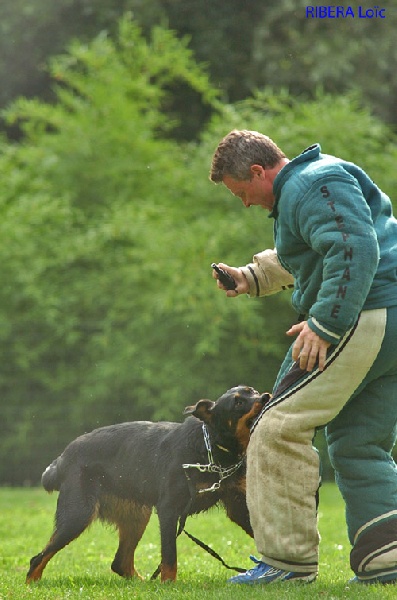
[210,129,397,585]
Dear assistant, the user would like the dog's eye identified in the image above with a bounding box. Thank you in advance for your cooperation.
[235,398,244,407]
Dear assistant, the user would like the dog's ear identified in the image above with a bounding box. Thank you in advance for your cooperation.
[183,399,215,423]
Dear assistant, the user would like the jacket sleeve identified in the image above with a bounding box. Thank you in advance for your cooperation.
[240,249,294,297]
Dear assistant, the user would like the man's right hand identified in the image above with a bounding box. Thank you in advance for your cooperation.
[212,263,249,297]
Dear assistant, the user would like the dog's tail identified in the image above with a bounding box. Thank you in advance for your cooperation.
[41,458,61,492]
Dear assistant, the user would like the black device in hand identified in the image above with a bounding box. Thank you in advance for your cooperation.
[211,263,237,291]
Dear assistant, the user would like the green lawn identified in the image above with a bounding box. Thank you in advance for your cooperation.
[0,483,394,599]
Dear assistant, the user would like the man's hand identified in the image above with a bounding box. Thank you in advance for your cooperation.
[286,321,331,372]
[212,263,249,297]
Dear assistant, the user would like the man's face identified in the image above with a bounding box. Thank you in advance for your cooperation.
[223,166,275,211]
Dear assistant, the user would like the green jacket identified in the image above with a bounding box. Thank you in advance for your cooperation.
[271,144,397,344]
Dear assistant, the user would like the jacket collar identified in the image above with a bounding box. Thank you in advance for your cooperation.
[269,144,321,218]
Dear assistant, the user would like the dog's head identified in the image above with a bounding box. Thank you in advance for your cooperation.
[184,385,271,453]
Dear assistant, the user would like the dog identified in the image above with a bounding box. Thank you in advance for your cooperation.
[26,385,270,583]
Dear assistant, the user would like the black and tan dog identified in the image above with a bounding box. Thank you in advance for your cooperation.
[26,386,270,583]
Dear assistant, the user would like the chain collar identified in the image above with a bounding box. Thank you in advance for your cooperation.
[182,423,244,493]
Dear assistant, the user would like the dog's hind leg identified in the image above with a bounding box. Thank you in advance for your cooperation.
[26,475,99,583]
[100,498,152,579]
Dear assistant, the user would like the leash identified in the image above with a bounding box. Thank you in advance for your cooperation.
[150,523,246,579]
[181,528,246,573]
[150,424,246,579]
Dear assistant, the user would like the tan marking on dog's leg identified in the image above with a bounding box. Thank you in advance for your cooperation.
[105,499,152,578]
[26,552,56,583]
[161,562,177,582]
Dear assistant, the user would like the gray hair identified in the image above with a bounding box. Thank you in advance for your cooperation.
[210,129,286,182]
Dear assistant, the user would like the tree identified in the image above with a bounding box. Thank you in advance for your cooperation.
[250,0,397,125]
[0,0,131,108]
[1,16,397,484]
[2,0,397,143]
[0,16,226,483]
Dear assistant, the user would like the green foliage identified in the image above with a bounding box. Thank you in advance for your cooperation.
[0,16,397,484]
[2,0,397,133]
[250,0,397,125]
[0,0,131,108]
[2,0,397,144]
[0,16,286,484]
[1,485,395,598]
[0,16,221,483]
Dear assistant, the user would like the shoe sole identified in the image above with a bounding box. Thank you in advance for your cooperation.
[349,575,397,585]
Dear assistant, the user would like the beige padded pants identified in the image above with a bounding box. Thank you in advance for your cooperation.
[246,309,386,573]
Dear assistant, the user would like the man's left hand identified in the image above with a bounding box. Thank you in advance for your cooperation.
[286,321,331,372]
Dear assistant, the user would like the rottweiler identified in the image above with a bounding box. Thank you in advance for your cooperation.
[26,385,270,583]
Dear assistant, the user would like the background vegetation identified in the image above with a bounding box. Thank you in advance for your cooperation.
[0,4,396,485]
[1,0,397,135]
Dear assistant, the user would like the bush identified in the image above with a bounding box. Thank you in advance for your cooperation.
[1,17,396,483]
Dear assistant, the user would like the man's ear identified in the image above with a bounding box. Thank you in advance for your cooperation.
[183,399,215,424]
[250,164,264,178]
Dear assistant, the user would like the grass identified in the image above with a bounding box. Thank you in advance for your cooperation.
[0,483,395,599]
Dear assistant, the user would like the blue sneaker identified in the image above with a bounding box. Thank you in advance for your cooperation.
[349,572,397,585]
[228,556,317,585]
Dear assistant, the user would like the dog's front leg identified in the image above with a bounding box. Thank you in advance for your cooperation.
[222,485,254,537]
[157,505,179,582]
